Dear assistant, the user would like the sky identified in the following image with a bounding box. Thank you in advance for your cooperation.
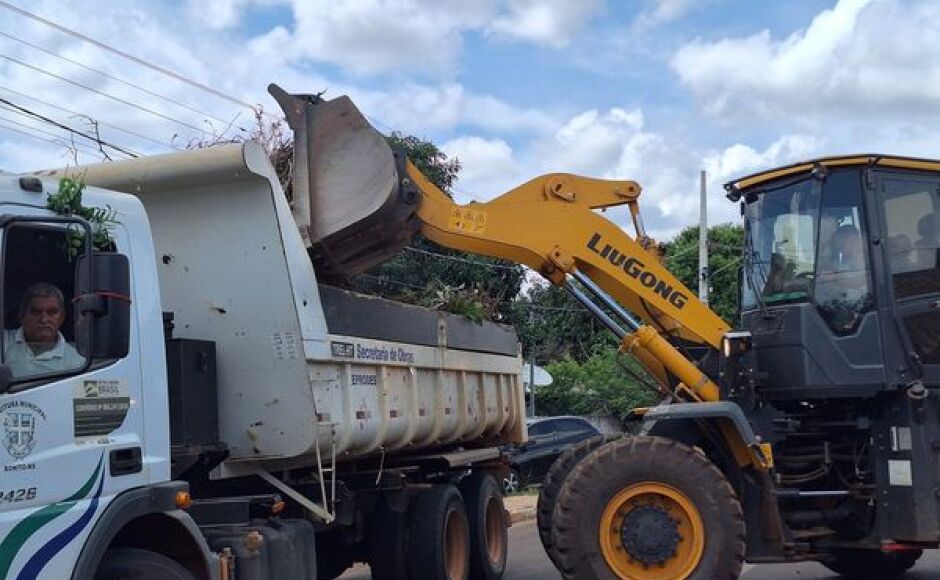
[0,0,938,239]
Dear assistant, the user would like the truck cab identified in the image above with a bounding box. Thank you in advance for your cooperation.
[0,173,200,579]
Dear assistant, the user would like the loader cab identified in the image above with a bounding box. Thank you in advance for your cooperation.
[727,156,940,399]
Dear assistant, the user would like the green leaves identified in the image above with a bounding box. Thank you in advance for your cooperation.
[660,223,743,323]
[357,134,524,324]
[47,177,120,257]
[537,348,658,422]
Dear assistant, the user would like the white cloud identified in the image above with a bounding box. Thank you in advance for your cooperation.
[188,0,251,30]
[441,136,519,201]
[671,0,940,119]
[444,106,828,239]
[285,0,497,77]
[354,82,557,136]
[487,0,605,48]
[634,0,698,29]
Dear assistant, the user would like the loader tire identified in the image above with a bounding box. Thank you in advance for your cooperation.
[822,548,922,579]
[552,435,745,580]
[408,484,471,580]
[460,472,508,580]
[537,435,609,567]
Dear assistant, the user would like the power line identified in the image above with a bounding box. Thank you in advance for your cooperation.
[0,120,65,146]
[0,121,100,161]
[0,29,246,133]
[0,0,259,112]
[0,111,105,156]
[0,85,173,149]
[0,52,214,136]
[355,273,591,314]
[0,97,138,157]
[404,246,522,270]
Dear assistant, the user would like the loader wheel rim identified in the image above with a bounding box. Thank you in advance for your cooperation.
[444,506,469,580]
[599,482,704,580]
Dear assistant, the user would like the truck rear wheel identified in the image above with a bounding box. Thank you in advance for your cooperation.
[823,548,922,579]
[538,435,608,567]
[408,484,471,580]
[368,498,410,580]
[552,436,745,580]
[460,472,508,580]
[95,548,196,580]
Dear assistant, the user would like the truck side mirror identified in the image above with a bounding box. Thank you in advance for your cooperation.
[75,252,131,360]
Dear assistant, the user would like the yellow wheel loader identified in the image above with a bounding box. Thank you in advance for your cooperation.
[274,84,940,580]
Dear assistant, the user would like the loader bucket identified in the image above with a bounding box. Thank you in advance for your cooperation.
[269,84,420,281]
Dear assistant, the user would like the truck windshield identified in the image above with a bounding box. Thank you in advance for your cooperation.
[743,178,821,310]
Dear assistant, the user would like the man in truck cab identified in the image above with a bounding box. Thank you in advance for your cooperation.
[3,282,84,378]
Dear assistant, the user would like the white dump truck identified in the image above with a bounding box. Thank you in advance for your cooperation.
[0,91,524,580]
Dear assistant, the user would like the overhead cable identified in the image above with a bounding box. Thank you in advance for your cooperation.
[0,30,245,132]
[0,97,138,157]
[404,246,522,271]
[0,52,212,135]
[0,112,108,156]
[0,85,173,149]
[0,0,259,111]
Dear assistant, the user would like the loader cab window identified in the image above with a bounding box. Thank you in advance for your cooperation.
[743,170,873,333]
[1,223,87,384]
[880,177,940,299]
[743,178,821,309]
[813,171,873,333]
[878,174,940,364]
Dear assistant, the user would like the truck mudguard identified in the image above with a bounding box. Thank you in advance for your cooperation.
[70,482,213,580]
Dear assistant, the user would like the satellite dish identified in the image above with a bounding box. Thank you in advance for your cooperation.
[523,363,553,387]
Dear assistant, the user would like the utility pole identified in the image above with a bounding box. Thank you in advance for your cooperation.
[528,351,536,418]
[699,170,709,305]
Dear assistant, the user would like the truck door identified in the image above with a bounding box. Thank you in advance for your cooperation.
[873,171,940,384]
[0,211,137,579]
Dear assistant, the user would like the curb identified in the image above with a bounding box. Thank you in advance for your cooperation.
[509,506,537,524]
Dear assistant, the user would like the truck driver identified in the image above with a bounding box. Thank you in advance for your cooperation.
[3,282,84,379]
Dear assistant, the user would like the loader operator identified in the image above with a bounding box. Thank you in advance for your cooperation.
[816,225,872,331]
[3,282,84,379]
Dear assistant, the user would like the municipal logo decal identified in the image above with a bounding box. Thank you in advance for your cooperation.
[0,401,46,460]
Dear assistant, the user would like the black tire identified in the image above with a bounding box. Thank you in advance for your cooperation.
[552,436,745,580]
[538,435,609,567]
[822,548,922,579]
[315,529,354,580]
[368,498,410,580]
[408,484,471,580]
[95,548,197,580]
[460,472,508,580]
[502,467,523,495]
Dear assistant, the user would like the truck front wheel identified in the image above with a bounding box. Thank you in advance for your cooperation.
[552,436,745,580]
[408,484,471,580]
[95,548,197,580]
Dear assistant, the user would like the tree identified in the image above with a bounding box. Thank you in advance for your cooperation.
[660,223,744,323]
[507,281,615,363]
[356,133,525,323]
[537,349,658,422]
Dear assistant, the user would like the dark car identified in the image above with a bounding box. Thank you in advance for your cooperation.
[502,416,602,494]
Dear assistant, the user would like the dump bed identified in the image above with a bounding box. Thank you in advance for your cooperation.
[38,142,525,474]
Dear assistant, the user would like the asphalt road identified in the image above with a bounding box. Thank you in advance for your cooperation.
[341,519,940,579]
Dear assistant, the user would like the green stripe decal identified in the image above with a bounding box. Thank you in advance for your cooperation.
[0,455,103,579]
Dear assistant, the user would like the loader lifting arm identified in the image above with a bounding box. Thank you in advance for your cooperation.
[404,160,729,402]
